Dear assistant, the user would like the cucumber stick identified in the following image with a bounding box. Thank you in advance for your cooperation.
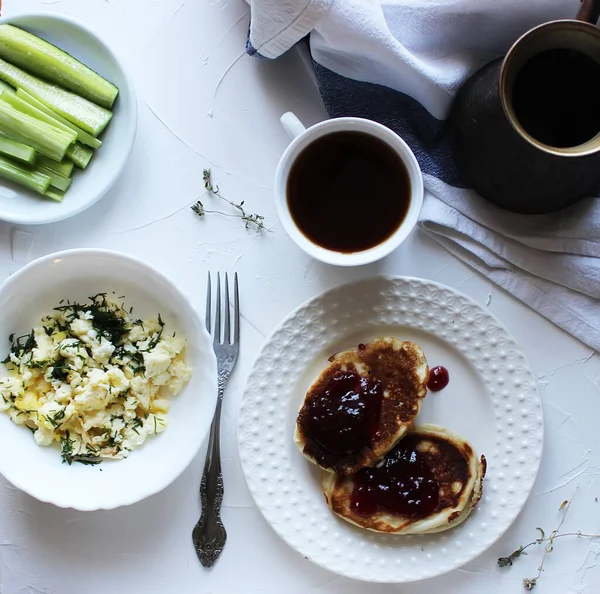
[0,154,50,194]
[16,89,101,149]
[0,58,112,136]
[44,188,65,202]
[37,155,74,177]
[0,135,35,164]
[0,101,74,161]
[66,142,93,169]
[0,25,118,109]
[36,165,72,192]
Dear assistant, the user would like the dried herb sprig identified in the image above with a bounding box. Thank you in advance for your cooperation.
[498,499,600,590]
[191,169,268,232]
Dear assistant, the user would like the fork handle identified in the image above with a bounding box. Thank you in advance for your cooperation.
[193,380,227,568]
[200,382,225,516]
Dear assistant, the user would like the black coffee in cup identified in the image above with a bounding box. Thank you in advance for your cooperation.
[512,48,600,147]
[286,131,411,254]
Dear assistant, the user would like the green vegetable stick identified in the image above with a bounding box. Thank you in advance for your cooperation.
[36,155,74,177]
[16,88,101,149]
[0,25,118,108]
[0,58,112,136]
[0,154,50,194]
[1,91,84,144]
[0,100,74,161]
[44,187,65,202]
[35,165,72,192]
[0,135,35,164]
[66,142,93,169]
[0,80,13,95]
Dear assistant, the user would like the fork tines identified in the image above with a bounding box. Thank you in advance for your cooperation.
[206,272,239,345]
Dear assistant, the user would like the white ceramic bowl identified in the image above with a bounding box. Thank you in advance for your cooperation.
[0,249,217,510]
[0,13,137,225]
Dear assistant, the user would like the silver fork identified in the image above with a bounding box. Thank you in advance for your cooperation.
[192,272,239,568]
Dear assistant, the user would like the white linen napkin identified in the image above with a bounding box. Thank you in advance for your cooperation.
[246,0,600,351]
[421,179,600,351]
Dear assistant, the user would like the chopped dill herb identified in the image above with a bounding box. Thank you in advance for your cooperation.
[25,359,49,370]
[46,407,66,429]
[3,331,36,363]
[61,431,101,465]
[152,417,165,435]
[141,316,165,352]
[60,432,74,464]
[54,294,129,345]
[50,357,70,382]
[131,417,144,435]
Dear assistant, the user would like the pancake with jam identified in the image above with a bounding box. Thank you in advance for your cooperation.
[294,337,429,475]
[322,425,486,534]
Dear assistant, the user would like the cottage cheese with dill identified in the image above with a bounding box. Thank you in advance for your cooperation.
[0,294,192,464]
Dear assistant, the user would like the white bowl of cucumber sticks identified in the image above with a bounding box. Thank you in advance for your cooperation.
[0,13,137,225]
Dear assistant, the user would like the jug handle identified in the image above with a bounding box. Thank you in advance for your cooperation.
[577,0,600,23]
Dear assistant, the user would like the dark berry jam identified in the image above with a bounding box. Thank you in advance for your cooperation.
[299,371,383,466]
[427,366,449,391]
[351,435,439,518]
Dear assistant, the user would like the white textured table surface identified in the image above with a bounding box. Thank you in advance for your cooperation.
[1,1,599,593]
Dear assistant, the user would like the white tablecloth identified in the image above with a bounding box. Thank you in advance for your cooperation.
[1,1,599,593]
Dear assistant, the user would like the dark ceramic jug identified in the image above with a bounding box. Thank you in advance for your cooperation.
[449,0,600,214]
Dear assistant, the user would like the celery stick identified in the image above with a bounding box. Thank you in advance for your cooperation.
[36,165,72,192]
[37,155,73,177]
[1,92,86,146]
[0,128,44,156]
[0,80,13,95]
[44,188,65,202]
[0,135,35,164]
[0,25,118,108]
[0,101,74,161]
[0,154,50,194]
[66,142,93,169]
[0,58,112,136]
[16,89,101,149]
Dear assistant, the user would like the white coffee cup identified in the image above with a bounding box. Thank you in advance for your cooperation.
[274,112,424,267]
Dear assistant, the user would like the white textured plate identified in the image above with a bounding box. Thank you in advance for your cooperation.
[0,13,137,225]
[0,249,217,510]
[238,276,543,583]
